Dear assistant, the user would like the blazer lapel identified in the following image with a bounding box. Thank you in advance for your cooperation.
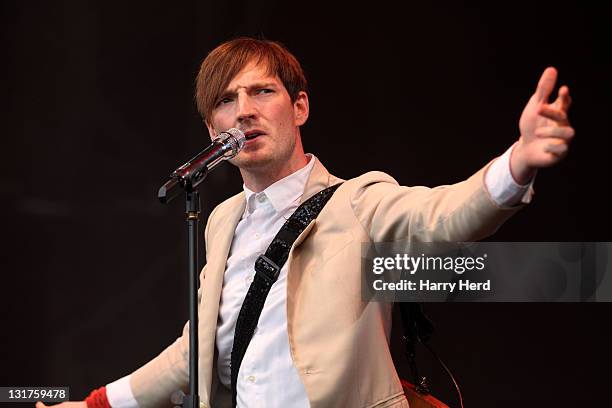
[286,157,344,333]
[300,157,336,204]
[293,157,343,244]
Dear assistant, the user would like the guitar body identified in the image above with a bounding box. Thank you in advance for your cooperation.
[401,379,449,408]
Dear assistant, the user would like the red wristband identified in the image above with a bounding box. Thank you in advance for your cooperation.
[85,386,111,408]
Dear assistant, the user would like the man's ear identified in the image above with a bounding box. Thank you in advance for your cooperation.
[294,91,309,127]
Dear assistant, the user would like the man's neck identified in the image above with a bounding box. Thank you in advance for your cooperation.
[240,154,309,193]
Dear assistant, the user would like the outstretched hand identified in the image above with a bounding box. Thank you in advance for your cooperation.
[511,67,575,184]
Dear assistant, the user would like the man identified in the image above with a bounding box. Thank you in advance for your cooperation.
[38,37,573,408]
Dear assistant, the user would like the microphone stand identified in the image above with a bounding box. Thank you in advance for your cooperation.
[158,175,202,408]
[160,177,202,408]
[182,186,200,408]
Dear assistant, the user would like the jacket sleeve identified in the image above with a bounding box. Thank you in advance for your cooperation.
[349,162,524,243]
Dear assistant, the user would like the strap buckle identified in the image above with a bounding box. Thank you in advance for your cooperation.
[254,255,281,284]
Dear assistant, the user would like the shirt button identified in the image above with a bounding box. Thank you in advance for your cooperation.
[257,194,266,203]
[247,375,256,383]
[254,233,260,239]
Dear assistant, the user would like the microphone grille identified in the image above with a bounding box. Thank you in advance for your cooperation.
[214,127,245,158]
[226,127,246,150]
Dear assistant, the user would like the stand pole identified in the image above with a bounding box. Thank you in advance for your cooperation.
[182,189,200,408]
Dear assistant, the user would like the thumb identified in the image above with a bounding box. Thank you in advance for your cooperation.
[535,67,558,103]
[35,402,47,408]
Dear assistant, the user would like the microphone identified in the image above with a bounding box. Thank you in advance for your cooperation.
[158,128,246,203]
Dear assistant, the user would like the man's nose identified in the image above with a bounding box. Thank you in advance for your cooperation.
[236,94,256,122]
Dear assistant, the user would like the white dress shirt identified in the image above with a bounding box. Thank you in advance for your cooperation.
[215,154,316,408]
[106,146,532,408]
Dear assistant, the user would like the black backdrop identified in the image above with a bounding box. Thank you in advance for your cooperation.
[2,1,611,406]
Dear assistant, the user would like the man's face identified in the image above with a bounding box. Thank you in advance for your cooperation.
[206,60,309,172]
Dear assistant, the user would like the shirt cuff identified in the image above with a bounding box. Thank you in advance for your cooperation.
[485,143,535,206]
[106,375,139,408]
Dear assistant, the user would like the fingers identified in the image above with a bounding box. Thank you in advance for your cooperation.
[535,67,558,102]
[538,105,568,124]
[535,125,575,141]
[558,85,572,111]
[550,84,572,113]
[544,140,569,157]
[35,403,47,408]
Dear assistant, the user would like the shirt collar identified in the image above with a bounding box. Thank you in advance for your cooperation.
[243,154,316,216]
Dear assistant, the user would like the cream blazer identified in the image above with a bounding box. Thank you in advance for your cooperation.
[128,157,522,408]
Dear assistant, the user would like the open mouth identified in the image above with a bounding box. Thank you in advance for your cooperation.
[245,130,265,140]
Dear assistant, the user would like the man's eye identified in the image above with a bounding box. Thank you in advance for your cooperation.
[257,88,273,95]
[217,97,233,106]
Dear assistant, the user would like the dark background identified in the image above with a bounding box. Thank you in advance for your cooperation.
[1,0,610,406]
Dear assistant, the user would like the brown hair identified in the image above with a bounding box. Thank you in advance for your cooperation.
[195,37,308,123]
